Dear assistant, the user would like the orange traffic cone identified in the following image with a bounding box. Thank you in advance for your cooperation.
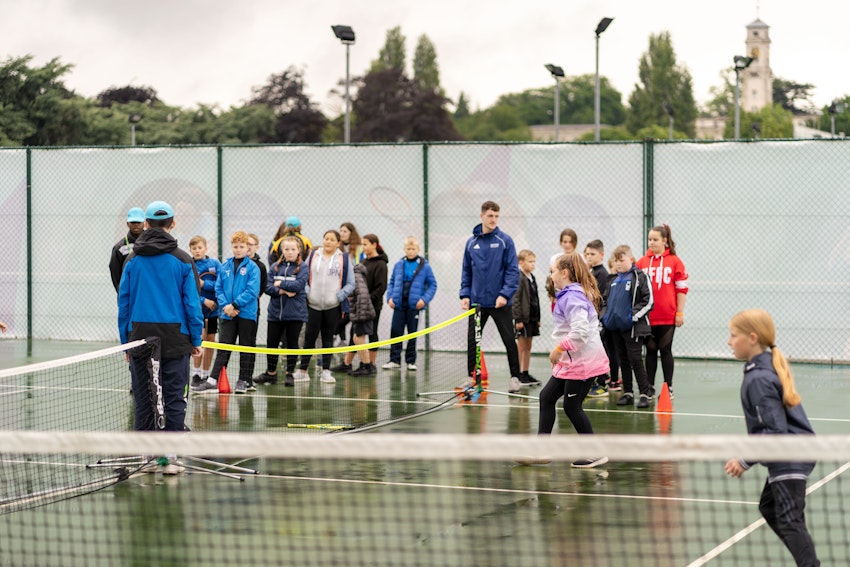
[218,366,232,394]
[479,351,489,388]
[656,382,673,413]
[218,393,229,422]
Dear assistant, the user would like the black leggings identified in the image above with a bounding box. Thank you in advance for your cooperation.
[538,376,599,435]
[300,307,340,370]
[466,306,520,377]
[759,479,819,566]
[265,320,303,374]
[645,324,675,388]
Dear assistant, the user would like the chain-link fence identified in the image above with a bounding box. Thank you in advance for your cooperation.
[2,140,849,362]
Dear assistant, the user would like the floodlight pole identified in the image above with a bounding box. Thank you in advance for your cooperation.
[128,114,142,146]
[594,17,613,142]
[733,56,753,139]
[344,42,351,144]
[829,102,837,137]
[545,64,564,142]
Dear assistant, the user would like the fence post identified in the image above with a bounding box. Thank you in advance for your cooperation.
[642,138,655,245]
[422,143,430,351]
[26,147,32,347]
[217,146,223,260]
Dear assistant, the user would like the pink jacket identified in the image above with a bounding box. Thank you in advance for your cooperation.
[551,283,610,380]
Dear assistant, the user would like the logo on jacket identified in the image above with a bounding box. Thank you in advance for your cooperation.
[239,267,248,276]
[625,281,631,291]
[490,243,500,248]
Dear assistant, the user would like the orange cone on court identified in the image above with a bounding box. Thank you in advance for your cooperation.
[479,351,489,388]
[218,393,229,422]
[656,382,672,413]
[218,367,232,394]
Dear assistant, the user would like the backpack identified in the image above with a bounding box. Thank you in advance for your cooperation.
[601,272,634,332]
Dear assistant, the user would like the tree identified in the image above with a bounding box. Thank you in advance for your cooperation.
[454,91,470,119]
[722,103,793,139]
[370,26,406,73]
[773,77,816,115]
[249,66,327,143]
[576,127,634,142]
[413,34,440,93]
[703,69,735,117]
[96,85,158,107]
[815,96,850,136]
[453,103,532,141]
[626,32,697,137]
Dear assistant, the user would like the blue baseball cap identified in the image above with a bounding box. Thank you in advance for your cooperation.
[126,207,145,223]
[145,200,174,220]
[285,216,301,228]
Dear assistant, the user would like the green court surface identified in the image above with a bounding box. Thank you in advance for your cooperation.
[1,339,848,565]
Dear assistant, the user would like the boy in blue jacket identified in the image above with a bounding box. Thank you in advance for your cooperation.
[383,236,437,370]
[459,201,522,393]
[193,231,261,394]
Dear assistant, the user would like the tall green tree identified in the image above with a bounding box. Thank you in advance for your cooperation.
[497,74,625,126]
[722,103,793,139]
[814,96,850,136]
[454,91,470,119]
[626,32,697,137]
[413,34,440,93]
[370,26,407,73]
[703,69,735,117]
[773,77,816,115]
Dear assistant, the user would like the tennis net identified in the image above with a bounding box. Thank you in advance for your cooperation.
[0,432,848,566]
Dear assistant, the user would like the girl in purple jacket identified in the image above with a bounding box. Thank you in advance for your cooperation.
[539,251,610,469]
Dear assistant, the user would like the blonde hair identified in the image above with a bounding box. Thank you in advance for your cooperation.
[553,251,602,312]
[730,309,801,407]
[247,233,260,246]
[230,231,249,244]
[189,235,207,247]
[404,235,420,248]
[518,249,536,262]
[611,244,634,262]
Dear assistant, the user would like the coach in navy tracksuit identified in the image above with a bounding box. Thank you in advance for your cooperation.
[459,200,522,392]
[118,201,203,432]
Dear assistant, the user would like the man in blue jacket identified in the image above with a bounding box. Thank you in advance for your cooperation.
[118,201,204,439]
[460,201,522,393]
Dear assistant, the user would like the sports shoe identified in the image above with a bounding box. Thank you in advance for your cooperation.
[254,372,277,385]
[246,381,257,392]
[191,378,218,392]
[234,379,248,394]
[382,361,401,369]
[407,363,417,371]
[571,456,609,469]
[319,369,336,383]
[191,374,204,387]
[587,385,608,398]
[668,387,675,400]
[508,377,522,393]
[139,460,159,474]
[608,380,623,392]
[292,369,309,383]
[284,373,295,387]
[458,377,476,390]
[647,386,656,400]
[161,461,186,476]
[331,362,352,373]
[518,372,541,386]
[616,393,634,406]
[636,394,650,408]
[350,364,374,376]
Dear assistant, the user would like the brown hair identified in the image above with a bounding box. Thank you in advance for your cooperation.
[481,200,500,213]
[553,251,602,312]
[729,309,801,407]
[650,224,677,255]
[559,228,578,248]
[273,235,303,273]
[189,235,207,248]
[518,249,536,262]
[339,222,361,259]
[610,244,634,261]
[361,233,384,256]
[584,239,604,253]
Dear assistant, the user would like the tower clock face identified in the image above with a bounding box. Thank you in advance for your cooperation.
[751,47,760,59]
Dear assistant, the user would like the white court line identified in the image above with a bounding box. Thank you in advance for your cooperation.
[686,460,850,566]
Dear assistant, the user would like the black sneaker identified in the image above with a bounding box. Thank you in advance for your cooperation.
[284,373,295,387]
[519,372,541,386]
[254,372,277,385]
[350,364,374,376]
[636,394,650,408]
[616,393,634,406]
[331,363,352,373]
[191,374,204,387]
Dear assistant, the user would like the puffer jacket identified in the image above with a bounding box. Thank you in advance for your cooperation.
[349,264,376,323]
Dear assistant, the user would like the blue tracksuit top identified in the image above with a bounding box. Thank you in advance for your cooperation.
[459,224,519,308]
[215,256,261,322]
[387,256,437,310]
[194,255,221,318]
[265,260,309,322]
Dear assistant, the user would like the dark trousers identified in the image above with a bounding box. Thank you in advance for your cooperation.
[210,317,257,384]
[300,306,340,370]
[368,306,382,352]
[265,320,303,374]
[601,330,619,382]
[389,308,421,364]
[538,376,597,434]
[467,306,520,377]
[131,354,189,432]
[759,479,820,567]
[611,330,650,396]
[645,324,676,388]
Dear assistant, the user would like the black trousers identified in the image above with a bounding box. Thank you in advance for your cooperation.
[645,324,675,388]
[538,376,598,435]
[466,306,520,378]
[300,306,340,370]
[265,320,303,374]
[759,478,820,567]
[611,330,650,396]
[209,317,257,384]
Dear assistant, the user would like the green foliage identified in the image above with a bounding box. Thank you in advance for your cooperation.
[453,104,533,141]
[634,124,690,140]
[773,77,816,115]
[722,103,794,139]
[576,127,635,142]
[703,69,735,117]
[454,92,470,119]
[371,26,407,73]
[626,32,697,137]
[496,74,625,126]
[814,95,850,136]
[413,34,440,93]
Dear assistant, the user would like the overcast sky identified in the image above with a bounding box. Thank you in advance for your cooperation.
[2,0,847,116]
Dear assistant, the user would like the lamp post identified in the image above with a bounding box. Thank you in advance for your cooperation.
[128,113,142,146]
[332,25,355,144]
[545,64,565,142]
[663,102,674,140]
[594,17,613,142]
[733,55,753,139]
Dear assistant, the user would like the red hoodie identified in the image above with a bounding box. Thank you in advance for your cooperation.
[635,248,688,325]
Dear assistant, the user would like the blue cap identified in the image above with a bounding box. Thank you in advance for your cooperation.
[126,207,145,223]
[285,216,301,228]
[145,200,174,220]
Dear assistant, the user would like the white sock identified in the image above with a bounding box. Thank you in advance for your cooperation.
[207,377,216,385]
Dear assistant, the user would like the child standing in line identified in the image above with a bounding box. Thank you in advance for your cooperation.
[192,231,261,394]
[601,245,654,408]
[635,224,689,400]
[725,309,819,567]
[247,233,268,343]
[188,236,221,387]
[348,263,377,376]
[584,239,616,397]
[549,228,578,268]
[539,252,610,469]
[383,236,438,370]
[512,250,541,386]
[256,236,308,387]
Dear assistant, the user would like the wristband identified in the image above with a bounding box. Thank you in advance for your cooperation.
[554,345,563,353]
[676,312,684,316]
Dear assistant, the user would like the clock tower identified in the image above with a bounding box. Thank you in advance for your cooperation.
[742,19,772,112]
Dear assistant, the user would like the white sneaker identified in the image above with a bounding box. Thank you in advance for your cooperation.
[407,363,417,371]
[320,369,336,383]
[162,462,186,475]
[508,377,522,393]
[382,361,401,369]
[292,369,309,382]
[571,456,609,469]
